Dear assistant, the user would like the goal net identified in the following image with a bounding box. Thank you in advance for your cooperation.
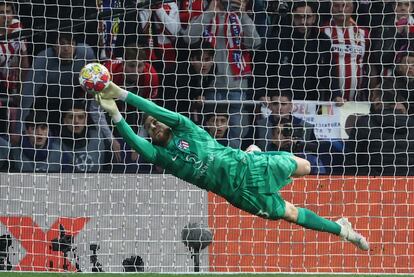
[0,0,412,273]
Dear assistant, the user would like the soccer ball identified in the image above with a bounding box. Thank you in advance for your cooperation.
[79,63,111,94]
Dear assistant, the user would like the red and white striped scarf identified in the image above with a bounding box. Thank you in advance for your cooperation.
[203,12,251,77]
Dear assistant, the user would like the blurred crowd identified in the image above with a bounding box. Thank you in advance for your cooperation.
[1,0,414,176]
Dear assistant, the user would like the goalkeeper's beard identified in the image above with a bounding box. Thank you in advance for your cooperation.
[151,128,173,147]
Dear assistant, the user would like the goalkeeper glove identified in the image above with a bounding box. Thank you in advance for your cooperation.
[100,82,128,100]
[95,94,120,117]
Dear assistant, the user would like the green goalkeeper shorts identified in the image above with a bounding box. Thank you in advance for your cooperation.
[229,151,298,220]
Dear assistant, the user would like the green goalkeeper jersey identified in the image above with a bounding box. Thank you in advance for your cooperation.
[115,92,296,214]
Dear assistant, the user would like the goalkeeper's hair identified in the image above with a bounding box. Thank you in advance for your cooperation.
[141,112,150,127]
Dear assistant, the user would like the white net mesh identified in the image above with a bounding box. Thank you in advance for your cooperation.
[0,0,413,273]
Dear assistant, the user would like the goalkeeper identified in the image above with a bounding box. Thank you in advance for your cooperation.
[96,82,369,251]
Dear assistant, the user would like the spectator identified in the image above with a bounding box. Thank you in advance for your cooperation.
[104,43,159,99]
[395,49,414,84]
[255,90,316,151]
[183,0,261,148]
[179,0,267,37]
[103,44,159,173]
[20,32,121,159]
[345,79,406,137]
[345,78,414,176]
[0,1,29,135]
[161,41,215,121]
[268,121,326,175]
[21,32,95,124]
[254,1,342,102]
[138,0,181,72]
[96,0,124,60]
[370,0,414,85]
[256,90,343,174]
[322,0,369,101]
[0,1,29,93]
[104,42,159,134]
[394,50,414,113]
[179,0,204,31]
[0,135,8,171]
[391,0,413,51]
[18,0,97,56]
[203,103,239,148]
[11,110,62,173]
[247,0,268,39]
[60,99,108,173]
[373,48,414,114]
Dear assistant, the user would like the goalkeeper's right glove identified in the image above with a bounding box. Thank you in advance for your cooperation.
[100,82,128,100]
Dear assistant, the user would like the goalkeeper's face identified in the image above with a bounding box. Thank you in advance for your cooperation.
[144,116,172,146]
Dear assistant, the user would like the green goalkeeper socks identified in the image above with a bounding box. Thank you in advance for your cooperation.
[297,208,341,235]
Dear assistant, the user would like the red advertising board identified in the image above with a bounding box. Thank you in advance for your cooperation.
[208,177,414,273]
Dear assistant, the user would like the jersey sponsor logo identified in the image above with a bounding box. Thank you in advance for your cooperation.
[177,139,189,150]
[331,44,364,55]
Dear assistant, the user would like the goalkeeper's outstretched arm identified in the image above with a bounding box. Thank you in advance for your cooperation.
[104,82,182,128]
[96,94,157,163]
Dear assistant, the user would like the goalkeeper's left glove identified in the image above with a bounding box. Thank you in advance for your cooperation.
[95,94,120,118]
